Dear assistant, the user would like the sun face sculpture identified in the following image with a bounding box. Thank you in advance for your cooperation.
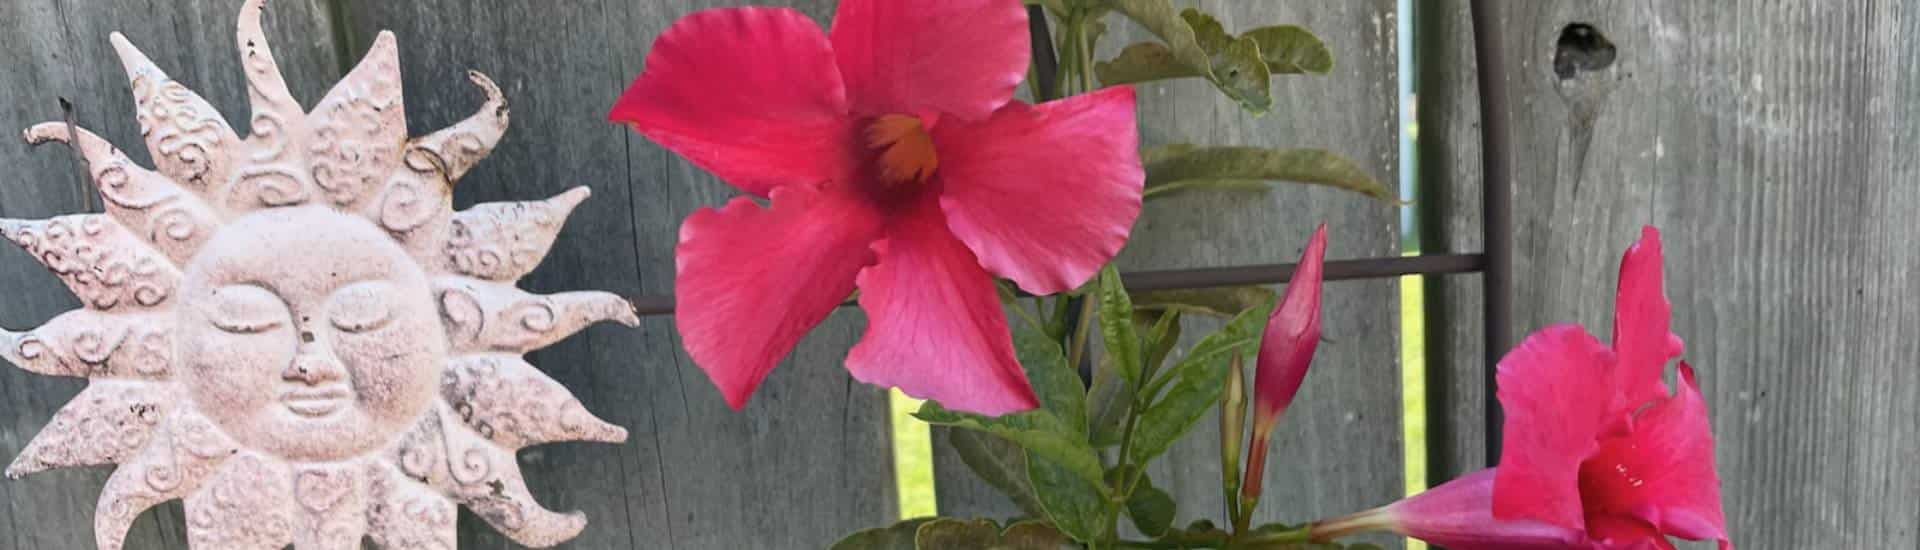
[0,1,637,548]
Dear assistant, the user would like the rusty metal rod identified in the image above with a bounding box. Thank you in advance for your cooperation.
[627,253,1485,317]
[1469,0,1514,466]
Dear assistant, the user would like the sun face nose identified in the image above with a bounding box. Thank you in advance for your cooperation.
[282,348,345,386]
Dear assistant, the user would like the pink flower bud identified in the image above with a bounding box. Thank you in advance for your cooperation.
[1240,224,1327,508]
[1252,223,1326,431]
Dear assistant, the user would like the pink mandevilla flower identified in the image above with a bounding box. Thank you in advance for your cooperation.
[1313,227,1731,549]
[609,1,1143,414]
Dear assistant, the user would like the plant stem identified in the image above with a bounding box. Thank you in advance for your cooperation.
[1064,293,1097,373]
[1076,11,1096,93]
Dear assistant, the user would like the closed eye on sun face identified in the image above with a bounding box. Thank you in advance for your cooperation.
[330,280,397,334]
[206,284,289,334]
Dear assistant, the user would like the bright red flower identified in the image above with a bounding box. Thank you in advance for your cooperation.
[1312,227,1729,549]
[609,2,1144,414]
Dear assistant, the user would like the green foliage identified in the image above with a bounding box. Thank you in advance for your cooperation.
[1138,309,1184,379]
[1028,450,1108,542]
[833,517,1076,550]
[947,428,1048,519]
[1243,25,1334,74]
[1017,327,1088,437]
[1096,5,1331,112]
[1124,475,1176,537]
[830,518,936,550]
[1086,354,1132,447]
[1097,265,1142,387]
[1129,301,1273,465]
[1144,145,1394,202]
[914,402,1105,487]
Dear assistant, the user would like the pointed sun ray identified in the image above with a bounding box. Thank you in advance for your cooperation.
[437,278,639,354]
[6,381,170,478]
[445,186,592,280]
[236,0,304,140]
[108,32,239,193]
[182,452,295,550]
[23,123,221,264]
[308,31,404,208]
[0,215,181,311]
[0,309,172,379]
[393,407,588,547]
[95,411,239,550]
[442,354,627,449]
[365,461,458,550]
[287,464,373,550]
[408,70,510,187]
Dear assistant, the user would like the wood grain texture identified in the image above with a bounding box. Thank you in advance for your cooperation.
[0,1,343,548]
[338,1,895,548]
[1420,2,1920,547]
[929,3,1405,545]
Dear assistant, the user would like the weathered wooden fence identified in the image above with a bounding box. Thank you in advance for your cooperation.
[0,1,1909,549]
[1419,2,1920,549]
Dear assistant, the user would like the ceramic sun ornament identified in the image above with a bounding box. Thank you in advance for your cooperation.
[0,1,638,548]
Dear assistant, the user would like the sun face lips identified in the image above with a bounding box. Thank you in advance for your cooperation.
[280,385,353,417]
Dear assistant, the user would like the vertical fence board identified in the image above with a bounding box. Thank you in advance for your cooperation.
[930,2,1404,544]
[0,1,343,548]
[339,1,895,548]
[1422,2,1920,547]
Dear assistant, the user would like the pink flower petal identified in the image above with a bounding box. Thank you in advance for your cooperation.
[674,183,885,409]
[1581,363,1732,550]
[1493,325,1617,531]
[933,86,1144,295]
[610,7,858,198]
[1610,226,1682,419]
[829,0,1029,120]
[1585,516,1677,550]
[1384,469,1588,550]
[1252,224,1327,424]
[846,196,1038,416]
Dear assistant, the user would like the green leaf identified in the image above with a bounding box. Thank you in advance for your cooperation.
[915,402,1106,487]
[1015,326,1086,437]
[1176,9,1271,113]
[1026,448,1108,542]
[1179,8,1235,52]
[915,518,1002,550]
[946,429,1048,519]
[1094,42,1205,86]
[1244,25,1334,74]
[1125,480,1176,537]
[1097,7,1274,112]
[1128,301,1273,465]
[890,517,1075,550]
[1097,265,1142,388]
[1144,146,1393,201]
[1000,520,1078,549]
[1212,35,1274,113]
[1105,0,1215,81]
[1132,286,1279,319]
[1086,353,1132,448]
[830,517,936,550]
[1139,309,1184,376]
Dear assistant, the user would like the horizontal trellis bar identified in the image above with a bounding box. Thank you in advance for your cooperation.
[625,253,1485,317]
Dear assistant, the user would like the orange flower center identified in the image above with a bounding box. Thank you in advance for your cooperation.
[865,114,939,185]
